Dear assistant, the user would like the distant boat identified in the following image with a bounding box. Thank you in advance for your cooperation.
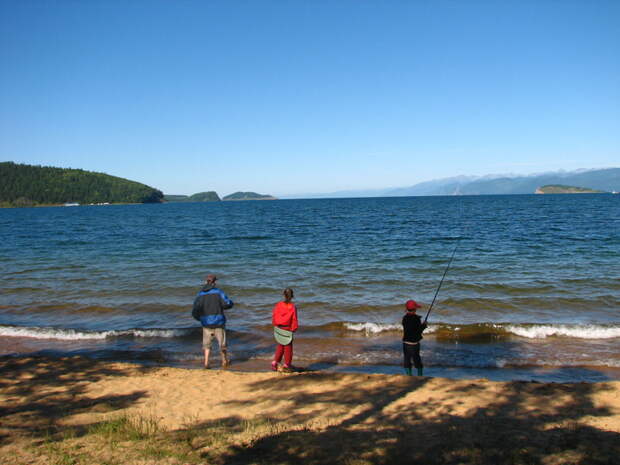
[63,202,79,207]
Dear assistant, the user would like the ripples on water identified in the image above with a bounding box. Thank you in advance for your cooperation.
[1,195,619,379]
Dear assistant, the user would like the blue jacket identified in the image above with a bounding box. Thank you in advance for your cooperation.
[192,284,234,328]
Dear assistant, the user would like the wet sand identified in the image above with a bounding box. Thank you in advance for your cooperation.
[3,334,620,384]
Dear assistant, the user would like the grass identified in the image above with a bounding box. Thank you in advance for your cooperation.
[8,408,618,465]
[43,431,81,465]
[22,413,292,465]
[87,413,161,442]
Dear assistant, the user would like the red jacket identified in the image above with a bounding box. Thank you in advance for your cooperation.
[272,301,298,332]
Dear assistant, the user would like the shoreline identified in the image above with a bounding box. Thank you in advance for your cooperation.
[201,358,620,383]
[3,347,620,384]
[2,355,619,464]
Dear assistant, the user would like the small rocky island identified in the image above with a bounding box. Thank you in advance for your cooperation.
[163,192,220,202]
[164,191,277,202]
[222,192,277,201]
[535,184,605,194]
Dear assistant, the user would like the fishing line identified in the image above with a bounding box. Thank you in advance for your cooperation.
[423,237,460,325]
[422,199,468,325]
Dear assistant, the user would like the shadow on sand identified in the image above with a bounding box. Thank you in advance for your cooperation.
[189,369,619,465]
[0,355,150,445]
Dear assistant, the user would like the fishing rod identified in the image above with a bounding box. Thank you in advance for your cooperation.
[423,238,460,325]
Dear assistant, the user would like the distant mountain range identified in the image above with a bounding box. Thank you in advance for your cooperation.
[286,168,620,198]
[5,162,617,208]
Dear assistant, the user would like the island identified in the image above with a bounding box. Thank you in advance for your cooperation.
[0,162,163,207]
[222,191,277,201]
[164,192,221,202]
[535,184,606,194]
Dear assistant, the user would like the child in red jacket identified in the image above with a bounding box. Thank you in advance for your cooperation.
[271,287,298,372]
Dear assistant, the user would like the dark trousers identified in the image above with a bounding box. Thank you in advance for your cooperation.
[403,342,423,369]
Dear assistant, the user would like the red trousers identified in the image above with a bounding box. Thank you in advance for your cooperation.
[274,343,293,366]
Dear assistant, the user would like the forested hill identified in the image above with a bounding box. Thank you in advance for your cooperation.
[535,185,605,194]
[223,191,277,200]
[164,192,220,202]
[0,162,163,207]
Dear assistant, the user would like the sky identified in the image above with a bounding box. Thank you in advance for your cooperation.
[1,1,618,197]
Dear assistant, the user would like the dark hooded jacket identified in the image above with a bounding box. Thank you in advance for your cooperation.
[192,284,234,328]
[402,312,427,343]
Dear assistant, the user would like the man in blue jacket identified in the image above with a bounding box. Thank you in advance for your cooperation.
[192,274,234,368]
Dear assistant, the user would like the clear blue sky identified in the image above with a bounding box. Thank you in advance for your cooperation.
[1,1,618,197]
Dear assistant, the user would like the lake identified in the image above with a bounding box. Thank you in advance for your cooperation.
[1,194,619,382]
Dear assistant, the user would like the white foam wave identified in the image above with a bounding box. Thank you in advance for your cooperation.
[344,322,399,334]
[342,322,619,340]
[344,322,437,335]
[129,329,192,338]
[0,325,193,341]
[506,324,620,340]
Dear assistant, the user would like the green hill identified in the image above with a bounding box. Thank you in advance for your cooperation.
[0,162,163,207]
[535,184,606,194]
[223,191,276,201]
[164,192,220,202]
[189,192,220,202]
[163,195,191,202]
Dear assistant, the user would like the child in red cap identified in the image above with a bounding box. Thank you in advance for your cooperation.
[402,299,427,376]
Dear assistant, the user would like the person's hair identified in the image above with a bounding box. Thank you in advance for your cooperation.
[283,287,294,303]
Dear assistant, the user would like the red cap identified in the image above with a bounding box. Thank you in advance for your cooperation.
[406,300,422,311]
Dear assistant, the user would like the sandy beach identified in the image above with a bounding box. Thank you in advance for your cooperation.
[1,356,619,464]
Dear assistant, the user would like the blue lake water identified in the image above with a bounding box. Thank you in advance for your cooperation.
[1,195,619,382]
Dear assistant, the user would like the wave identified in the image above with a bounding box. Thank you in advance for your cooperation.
[505,324,620,339]
[228,235,272,241]
[341,321,620,340]
[0,303,193,315]
[343,322,418,334]
[4,320,620,343]
[453,282,557,295]
[0,325,196,341]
